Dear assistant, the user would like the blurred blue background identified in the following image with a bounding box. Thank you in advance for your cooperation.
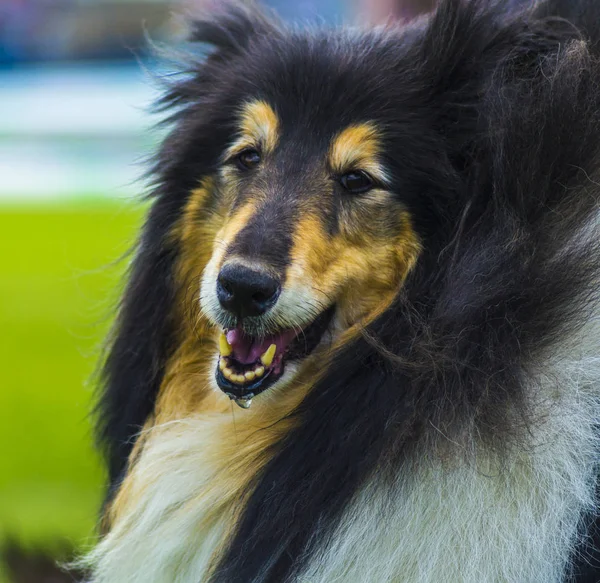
[0,0,359,202]
[0,0,434,581]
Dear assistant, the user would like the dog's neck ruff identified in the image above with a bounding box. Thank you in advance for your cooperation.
[82,328,600,583]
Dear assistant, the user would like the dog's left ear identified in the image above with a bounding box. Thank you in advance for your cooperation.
[417,0,582,162]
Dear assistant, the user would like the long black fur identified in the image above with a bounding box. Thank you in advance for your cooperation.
[98,1,600,580]
[96,28,257,485]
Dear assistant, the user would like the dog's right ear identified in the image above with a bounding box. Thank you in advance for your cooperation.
[158,2,280,110]
[190,1,279,59]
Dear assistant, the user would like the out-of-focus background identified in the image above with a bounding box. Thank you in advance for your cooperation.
[0,0,434,581]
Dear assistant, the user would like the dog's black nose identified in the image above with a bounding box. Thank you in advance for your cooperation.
[217,264,280,318]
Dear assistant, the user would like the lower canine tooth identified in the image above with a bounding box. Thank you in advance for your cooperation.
[223,367,233,379]
[255,366,265,377]
[219,332,232,357]
[260,344,277,367]
[219,358,227,371]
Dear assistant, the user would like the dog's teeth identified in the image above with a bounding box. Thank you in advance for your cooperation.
[245,370,256,381]
[234,374,246,384]
[219,358,227,371]
[223,367,233,379]
[219,332,232,357]
[255,366,265,378]
[260,344,277,367]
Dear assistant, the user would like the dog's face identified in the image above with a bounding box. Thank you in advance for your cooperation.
[166,15,455,406]
[195,99,421,402]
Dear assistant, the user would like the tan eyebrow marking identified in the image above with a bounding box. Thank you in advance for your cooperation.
[225,100,281,159]
[329,122,389,184]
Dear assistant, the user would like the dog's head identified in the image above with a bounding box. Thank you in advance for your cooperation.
[163,5,483,405]
[101,0,512,478]
[197,99,423,401]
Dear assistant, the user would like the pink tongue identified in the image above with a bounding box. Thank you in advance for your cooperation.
[226,327,297,365]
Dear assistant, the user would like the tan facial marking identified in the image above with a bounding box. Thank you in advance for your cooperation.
[225,100,280,159]
[329,122,389,184]
[175,177,217,244]
[287,209,421,329]
[218,200,257,244]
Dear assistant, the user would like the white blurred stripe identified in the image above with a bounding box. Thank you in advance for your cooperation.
[0,141,143,201]
[0,62,160,200]
[0,62,158,137]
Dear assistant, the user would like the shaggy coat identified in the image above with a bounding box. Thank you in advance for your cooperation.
[84,1,600,581]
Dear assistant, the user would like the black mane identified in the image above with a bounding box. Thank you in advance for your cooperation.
[97,1,600,580]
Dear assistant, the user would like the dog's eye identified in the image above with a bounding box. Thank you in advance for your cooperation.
[236,149,261,170]
[339,171,374,194]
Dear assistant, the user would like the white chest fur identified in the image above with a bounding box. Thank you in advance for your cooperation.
[84,352,600,583]
[82,416,239,583]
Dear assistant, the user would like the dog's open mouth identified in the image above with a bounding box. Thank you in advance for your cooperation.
[216,306,335,406]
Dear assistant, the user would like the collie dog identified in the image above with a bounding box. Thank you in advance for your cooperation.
[83,1,600,581]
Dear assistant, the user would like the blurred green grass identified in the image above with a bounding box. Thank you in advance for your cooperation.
[0,201,144,565]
